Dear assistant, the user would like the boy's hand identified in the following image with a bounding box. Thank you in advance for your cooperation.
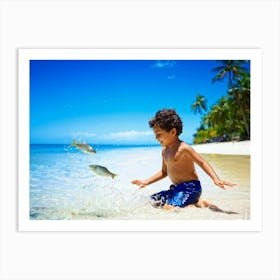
[214,179,236,190]
[131,179,148,189]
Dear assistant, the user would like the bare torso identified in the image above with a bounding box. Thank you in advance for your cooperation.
[163,141,199,185]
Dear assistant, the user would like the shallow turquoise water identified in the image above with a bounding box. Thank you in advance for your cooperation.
[30,144,250,220]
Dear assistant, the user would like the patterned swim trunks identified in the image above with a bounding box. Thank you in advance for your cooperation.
[150,180,202,208]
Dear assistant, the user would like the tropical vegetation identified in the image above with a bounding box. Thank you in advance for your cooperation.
[192,60,250,144]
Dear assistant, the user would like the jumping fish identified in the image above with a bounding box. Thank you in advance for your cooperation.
[89,164,117,179]
[71,140,96,154]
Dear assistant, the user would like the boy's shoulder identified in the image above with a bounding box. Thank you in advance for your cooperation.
[178,142,197,157]
[179,141,192,151]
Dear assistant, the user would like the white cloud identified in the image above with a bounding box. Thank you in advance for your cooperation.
[152,60,176,69]
[105,130,153,140]
[72,132,96,140]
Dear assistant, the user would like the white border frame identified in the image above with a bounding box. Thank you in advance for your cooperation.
[18,48,262,232]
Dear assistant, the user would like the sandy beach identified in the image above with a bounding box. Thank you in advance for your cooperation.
[192,140,250,155]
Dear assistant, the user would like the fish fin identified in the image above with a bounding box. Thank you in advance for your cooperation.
[71,140,77,146]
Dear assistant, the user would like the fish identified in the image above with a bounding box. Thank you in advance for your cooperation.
[71,140,96,154]
[89,164,117,179]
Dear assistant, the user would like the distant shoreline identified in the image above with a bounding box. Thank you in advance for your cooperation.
[191,140,250,155]
[30,141,250,155]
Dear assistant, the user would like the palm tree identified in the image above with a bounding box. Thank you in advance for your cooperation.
[228,72,250,138]
[207,97,229,135]
[212,60,250,139]
[212,60,248,88]
[210,104,225,128]
[191,94,207,115]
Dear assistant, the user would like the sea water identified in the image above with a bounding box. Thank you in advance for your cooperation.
[30,144,250,220]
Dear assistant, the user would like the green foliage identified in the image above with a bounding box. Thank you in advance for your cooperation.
[191,94,207,115]
[192,61,250,144]
[193,127,218,144]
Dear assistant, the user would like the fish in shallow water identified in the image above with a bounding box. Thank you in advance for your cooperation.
[71,140,96,154]
[89,164,117,179]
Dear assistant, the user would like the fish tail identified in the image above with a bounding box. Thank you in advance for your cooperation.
[112,174,117,179]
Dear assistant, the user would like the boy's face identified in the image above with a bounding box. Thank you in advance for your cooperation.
[153,126,177,147]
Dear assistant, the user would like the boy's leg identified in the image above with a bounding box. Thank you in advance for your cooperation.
[194,198,239,214]
[194,198,217,208]
[150,189,172,208]
[162,204,175,210]
[163,199,216,210]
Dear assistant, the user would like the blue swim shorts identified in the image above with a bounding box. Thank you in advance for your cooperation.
[150,180,202,208]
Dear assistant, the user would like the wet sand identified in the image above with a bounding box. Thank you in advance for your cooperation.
[193,153,250,219]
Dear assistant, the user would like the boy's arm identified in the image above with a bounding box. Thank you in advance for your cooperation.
[185,146,236,190]
[132,169,167,188]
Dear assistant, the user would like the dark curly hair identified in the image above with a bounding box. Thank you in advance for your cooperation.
[149,109,183,135]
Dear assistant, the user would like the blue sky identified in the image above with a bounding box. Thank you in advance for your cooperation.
[30,59,231,145]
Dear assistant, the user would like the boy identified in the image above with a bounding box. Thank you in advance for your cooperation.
[131,109,236,211]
